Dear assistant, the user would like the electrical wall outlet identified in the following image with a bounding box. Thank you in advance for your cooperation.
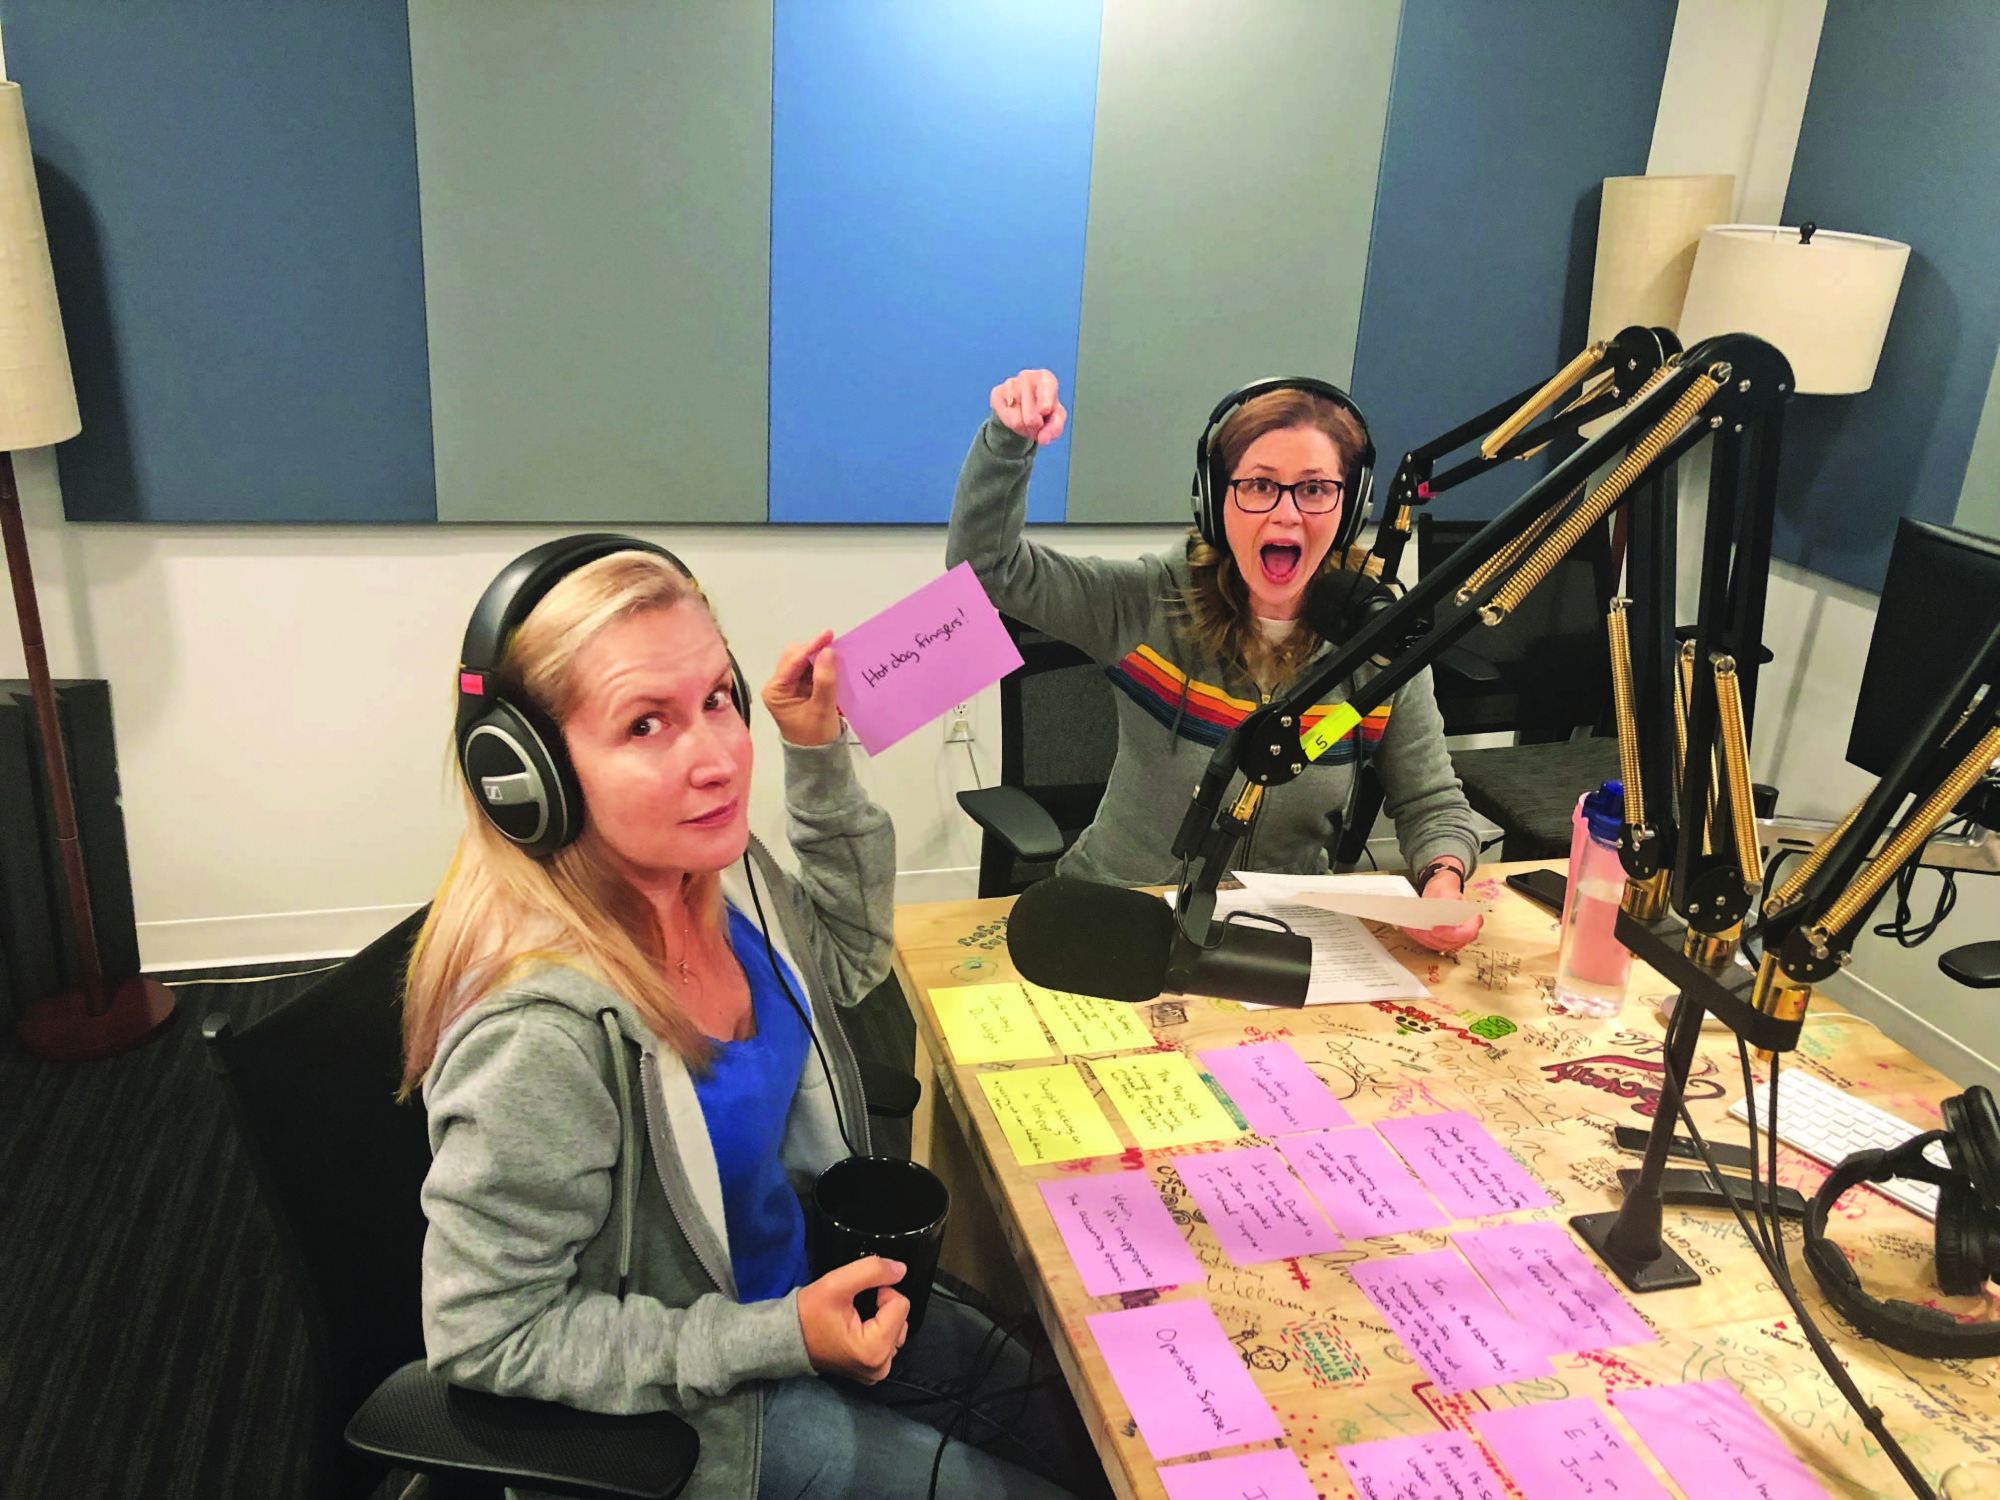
[944,703,975,743]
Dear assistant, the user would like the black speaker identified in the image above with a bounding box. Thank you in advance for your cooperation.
[1,679,143,994]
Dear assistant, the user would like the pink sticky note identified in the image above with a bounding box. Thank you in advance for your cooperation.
[1613,1382,1829,1500]
[1377,1112,1552,1218]
[1454,1223,1654,1354]
[1473,1399,1671,1500]
[1278,1128,1449,1235]
[1039,1171,1206,1298]
[1086,1299,1284,1461]
[1198,1041,1354,1136]
[1174,1146,1343,1265]
[1337,1432,1509,1500]
[1159,1448,1319,1500]
[1348,1248,1553,1392]
[831,563,1022,754]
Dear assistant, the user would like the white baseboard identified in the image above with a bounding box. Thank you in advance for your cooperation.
[1822,970,2000,1093]
[139,901,425,972]
[895,865,980,906]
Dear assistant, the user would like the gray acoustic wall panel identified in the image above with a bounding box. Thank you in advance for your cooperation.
[410,1,773,523]
[1064,0,1402,524]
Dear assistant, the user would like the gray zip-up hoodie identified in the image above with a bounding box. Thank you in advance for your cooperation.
[419,741,893,1500]
[947,418,1479,885]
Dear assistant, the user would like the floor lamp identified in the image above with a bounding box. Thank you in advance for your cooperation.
[0,80,175,1061]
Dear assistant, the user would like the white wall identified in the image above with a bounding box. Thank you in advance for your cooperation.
[0,441,1180,965]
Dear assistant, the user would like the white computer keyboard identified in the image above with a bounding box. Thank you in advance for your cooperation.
[1727,1068,1943,1221]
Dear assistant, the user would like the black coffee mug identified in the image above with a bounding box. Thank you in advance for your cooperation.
[809,1156,950,1336]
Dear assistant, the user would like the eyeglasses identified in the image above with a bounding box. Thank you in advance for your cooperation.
[1228,476,1346,515]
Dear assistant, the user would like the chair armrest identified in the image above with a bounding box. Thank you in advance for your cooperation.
[955,786,1066,862]
[346,1361,700,1500]
[858,1056,923,1120]
[1941,941,2000,990]
[1434,645,1504,688]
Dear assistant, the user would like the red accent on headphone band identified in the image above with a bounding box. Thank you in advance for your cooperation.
[460,672,486,696]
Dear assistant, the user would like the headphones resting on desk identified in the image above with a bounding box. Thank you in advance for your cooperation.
[1191,376,1378,554]
[454,534,751,858]
[1802,1083,2000,1359]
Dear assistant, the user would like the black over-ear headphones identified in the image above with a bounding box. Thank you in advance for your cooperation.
[1802,1083,2000,1358]
[454,534,750,858]
[1191,376,1378,554]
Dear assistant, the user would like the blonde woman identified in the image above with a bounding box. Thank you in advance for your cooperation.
[405,540,1100,1500]
[948,371,1482,953]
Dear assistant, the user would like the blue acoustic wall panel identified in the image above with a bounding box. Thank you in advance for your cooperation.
[2,0,435,522]
[1350,0,1676,522]
[1772,5,2000,592]
[768,0,1103,525]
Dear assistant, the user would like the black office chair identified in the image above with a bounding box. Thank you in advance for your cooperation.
[1420,513,1620,861]
[956,614,1120,897]
[204,903,921,1498]
[203,908,701,1500]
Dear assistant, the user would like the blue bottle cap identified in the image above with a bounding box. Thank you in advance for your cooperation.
[1582,780,1625,846]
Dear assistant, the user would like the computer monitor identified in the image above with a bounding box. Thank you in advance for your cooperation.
[1846,518,2000,778]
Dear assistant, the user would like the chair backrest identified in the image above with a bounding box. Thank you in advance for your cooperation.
[983,614,1120,895]
[202,908,432,1483]
[1417,514,1615,739]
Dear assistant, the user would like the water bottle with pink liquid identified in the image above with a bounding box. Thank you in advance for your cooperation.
[1553,781,1633,1018]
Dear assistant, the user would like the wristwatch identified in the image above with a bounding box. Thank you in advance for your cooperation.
[1412,857,1465,896]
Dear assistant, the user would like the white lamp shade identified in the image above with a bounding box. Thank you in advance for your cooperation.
[1587,174,1735,343]
[0,81,79,450]
[1678,224,1910,395]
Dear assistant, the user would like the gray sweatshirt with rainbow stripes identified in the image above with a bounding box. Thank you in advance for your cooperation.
[947,417,1479,886]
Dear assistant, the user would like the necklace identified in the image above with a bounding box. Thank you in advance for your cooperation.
[671,900,696,990]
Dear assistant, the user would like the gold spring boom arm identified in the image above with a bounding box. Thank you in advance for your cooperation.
[1711,655,1763,893]
[1480,371,1722,625]
[1478,342,1607,460]
[1606,599,1646,831]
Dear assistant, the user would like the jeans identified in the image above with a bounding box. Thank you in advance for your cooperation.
[757,1284,1112,1500]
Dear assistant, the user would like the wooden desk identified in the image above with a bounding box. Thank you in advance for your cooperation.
[892,863,2000,1500]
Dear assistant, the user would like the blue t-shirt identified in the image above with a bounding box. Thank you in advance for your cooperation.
[689,905,814,1303]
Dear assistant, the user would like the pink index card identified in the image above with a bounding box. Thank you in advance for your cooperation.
[1159,1448,1318,1500]
[1198,1041,1354,1136]
[1376,1111,1552,1218]
[1086,1298,1283,1461]
[1337,1432,1509,1500]
[831,563,1022,754]
[1473,1399,1671,1500]
[1454,1222,1653,1354]
[1348,1248,1553,1392]
[1613,1382,1829,1500]
[1039,1170,1206,1298]
[1278,1128,1450,1235]
[1174,1145,1343,1265]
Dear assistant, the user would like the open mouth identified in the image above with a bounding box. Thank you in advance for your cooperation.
[1258,543,1303,587]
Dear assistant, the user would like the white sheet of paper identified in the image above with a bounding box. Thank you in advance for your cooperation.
[1170,888,1430,1005]
[1233,871,1489,928]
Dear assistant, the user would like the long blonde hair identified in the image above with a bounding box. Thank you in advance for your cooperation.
[1181,388,1371,687]
[401,551,728,1094]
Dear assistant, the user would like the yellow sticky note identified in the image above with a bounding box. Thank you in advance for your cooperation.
[978,1064,1123,1165]
[1091,1051,1241,1149]
[1025,982,1155,1056]
[931,983,1056,1065]
[1300,701,1363,762]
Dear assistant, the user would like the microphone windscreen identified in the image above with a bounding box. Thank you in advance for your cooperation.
[1303,565,1391,643]
[1006,877,1175,1004]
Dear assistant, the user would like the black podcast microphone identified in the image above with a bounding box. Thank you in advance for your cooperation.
[1007,877,1311,1007]
[1303,562,1395,644]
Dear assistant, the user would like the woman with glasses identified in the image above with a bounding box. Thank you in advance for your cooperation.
[946,369,1482,952]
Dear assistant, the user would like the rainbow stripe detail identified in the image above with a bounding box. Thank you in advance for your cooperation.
[1105,646,1389,762]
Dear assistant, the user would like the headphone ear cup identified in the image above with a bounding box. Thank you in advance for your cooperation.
[1933,1179,1988,1297]
[1942,1085,2000,1205]
[459,697,583,857]
[730,654,753,726]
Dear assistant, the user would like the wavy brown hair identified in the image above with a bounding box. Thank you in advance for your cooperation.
[400,552,728,1095]
[1182,388,1372,687]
